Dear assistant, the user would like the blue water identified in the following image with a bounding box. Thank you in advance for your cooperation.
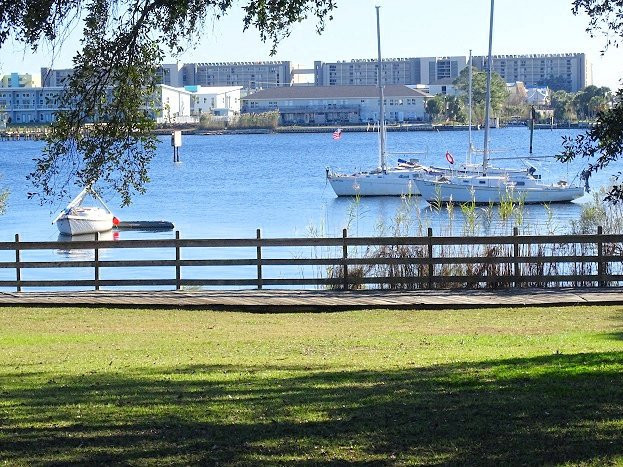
[0,127,611,289]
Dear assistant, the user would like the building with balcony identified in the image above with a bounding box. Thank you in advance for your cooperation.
[242,85,430,125]
[0,73,39,88]
[185,85,242,118]
[0,87,64,123]
[314,56,467,86]
[40,67,74,87]
[472,53,591,92]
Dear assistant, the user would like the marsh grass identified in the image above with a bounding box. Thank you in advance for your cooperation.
[1,305,623,465]
[315,188,623,290]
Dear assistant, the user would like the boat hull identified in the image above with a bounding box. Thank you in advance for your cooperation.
[328,172,421,196]
[414,179,585,204]
[56,213,114,235]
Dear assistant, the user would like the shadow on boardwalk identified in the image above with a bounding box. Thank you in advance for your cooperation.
[2,352,623,464]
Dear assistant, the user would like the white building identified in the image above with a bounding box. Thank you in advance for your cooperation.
[185,85,242,118]
[242,85,430,124]
[526,87,550,106]
[157,85,193,123]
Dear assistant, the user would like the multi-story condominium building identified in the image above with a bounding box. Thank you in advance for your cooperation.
[242,85,430,124]
[0,87,64,123]
[174,62,291,90]
[1,73,39,88]
[314,56,467,86]
[40,68,74,87]
[472,53,591,92]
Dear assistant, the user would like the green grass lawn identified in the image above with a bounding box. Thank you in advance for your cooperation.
[1,305,622,465]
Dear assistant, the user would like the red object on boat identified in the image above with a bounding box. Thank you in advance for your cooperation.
[445,151,455,165]
[112,216,120,226]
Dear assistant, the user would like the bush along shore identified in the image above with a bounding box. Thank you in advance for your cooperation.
[153,120,595,136]
[305,189,623,290]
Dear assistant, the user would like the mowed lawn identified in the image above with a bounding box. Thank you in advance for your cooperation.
[1,305,622,465]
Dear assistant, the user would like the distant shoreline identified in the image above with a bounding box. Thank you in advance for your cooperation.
[153,121,593,136]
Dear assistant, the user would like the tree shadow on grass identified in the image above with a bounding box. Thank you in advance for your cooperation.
[1,352,623,465]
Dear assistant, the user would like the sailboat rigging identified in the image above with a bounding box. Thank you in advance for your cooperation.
[413,0,584,205]
[326,6,433,197]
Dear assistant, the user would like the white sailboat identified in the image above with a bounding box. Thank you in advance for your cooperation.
[53,187,116,235]
[326,6,432,197]
[414,0,584,205]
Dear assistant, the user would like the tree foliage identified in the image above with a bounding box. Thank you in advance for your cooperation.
[560,0,623,202]
[453,66,508,125]
[0,0,336,205]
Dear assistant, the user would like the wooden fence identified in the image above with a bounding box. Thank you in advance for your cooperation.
[0,228,622,291]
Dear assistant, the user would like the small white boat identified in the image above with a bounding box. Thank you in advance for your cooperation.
[53,188,115,236]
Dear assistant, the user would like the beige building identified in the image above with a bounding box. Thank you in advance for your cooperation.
[314,56,467,86]
[473,53,591,92]
[242,85,430,124]
[1,73,39,88]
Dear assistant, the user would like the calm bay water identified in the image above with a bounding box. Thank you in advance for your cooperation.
[0,127,609,288]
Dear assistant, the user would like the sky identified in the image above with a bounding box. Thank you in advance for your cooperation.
[1,0,621,89]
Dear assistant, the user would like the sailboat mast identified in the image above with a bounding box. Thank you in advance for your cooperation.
[482,0,494,174]
[468,49,473,162]
[376,6,386,171]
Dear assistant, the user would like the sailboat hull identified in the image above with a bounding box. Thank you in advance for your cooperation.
[328,172,421,196]
[414,178,584,204]
[56,209,114,235]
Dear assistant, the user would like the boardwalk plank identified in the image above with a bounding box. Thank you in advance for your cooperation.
[1,288,622,310]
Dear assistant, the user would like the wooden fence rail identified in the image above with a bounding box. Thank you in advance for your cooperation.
[0,228,621,291]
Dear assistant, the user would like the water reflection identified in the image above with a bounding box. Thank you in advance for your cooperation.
[56,230,119,259]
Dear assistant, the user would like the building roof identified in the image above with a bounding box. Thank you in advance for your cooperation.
[244,85,429,100]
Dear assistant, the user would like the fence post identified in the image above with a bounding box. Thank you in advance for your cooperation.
[513,227,520,288]
[427,227,434,289]
[175,230,181,290]
[597,225,604,287]
[94,232,100,291]
[342,228,348,290]
[14,234,21,292]
[256,229,263,290]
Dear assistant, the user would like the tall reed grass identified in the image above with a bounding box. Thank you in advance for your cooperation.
[313,189,623,290]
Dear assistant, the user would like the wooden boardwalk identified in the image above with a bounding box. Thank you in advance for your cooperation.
[1,288,622,311]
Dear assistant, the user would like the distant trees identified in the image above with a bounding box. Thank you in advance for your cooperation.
[425,95,465,123]
[560,0,623,203]
[572,85,611,119]
[453,67,508,124]
[537,75,572,92]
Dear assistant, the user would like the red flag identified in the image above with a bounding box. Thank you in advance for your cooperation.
[332,128,343,140]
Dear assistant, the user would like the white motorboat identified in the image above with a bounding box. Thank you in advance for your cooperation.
[53,188,115,235]
[326,6,432,197]
[414,0,583,205]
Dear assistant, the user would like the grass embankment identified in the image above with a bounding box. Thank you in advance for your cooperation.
[1,306,622,465]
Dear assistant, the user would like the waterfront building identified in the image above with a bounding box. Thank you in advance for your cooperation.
[242,85,430,124]
[472,53,591,92]
[154,85,193,123]
[313,57,467,86]
[0,86,64,123]
[526,87,550,106]
[409,83,459,96]
[0,73,39,88]
[185,85,242,118]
